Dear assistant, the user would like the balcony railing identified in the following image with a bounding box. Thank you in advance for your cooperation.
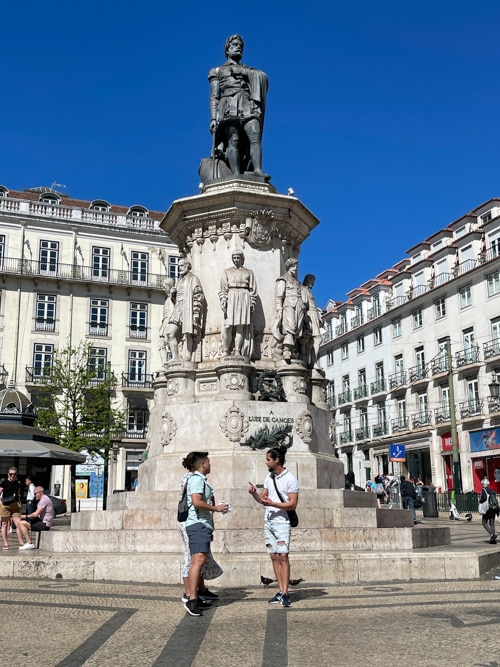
[370,378,386,395]
[121,372,153,389]
[372,423,388,437]
[321,329,334,344]
[431,357,449,375]
[25,366,52,383]
[459,399,484,419]
[434,406,451,424]
[326,395,336,408]
[0,256,165,290]
[353,385,368,400]
[0,196,159,231]
[367,306,381,321]
[129,326,148,340]
[487,396,500,415]
[89,323,109,337]
[455,346,480,368]
[412,411,432,428]
[355,427,369,441]
[338,430,352,444]
[483,337,500,360]
[388,371,406,389]
[351,314,364,329]
[391,417,409,433]
[408,364,428,383]
[121,429,148,439]
[335,323,347,336]
[337,390,352,405]
[34,319,56,332]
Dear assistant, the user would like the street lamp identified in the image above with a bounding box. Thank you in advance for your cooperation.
[488,373,500,399]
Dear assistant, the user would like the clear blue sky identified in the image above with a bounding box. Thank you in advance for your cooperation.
[2,1,499,307]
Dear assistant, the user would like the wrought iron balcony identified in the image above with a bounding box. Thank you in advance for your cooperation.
[431,358,449,376]
[483,337,500,361]
[434,406,451,424]
[321,329,335,344]
[351,314,364,329]
[335,323,347,336]
[412,411,432,428]
[370,378,386,395]
[35,318,56,332]
[455,346,480,368]
[337,390,352,405]
[121,373,154,389]
[121,429,148,439]
[338,430,352,444]
[128,326,148,340]
[353,385,369,400]
[459,399,484,419]
[487,396,500,416]
[367,305,381,321]
[391,417,409,433]
[326,394,336,408]
[408,364,428,383]
[372,423,388,437]
[388,371,406,390]
[25,366,52,383]
[355,427,369,441]
[0,255,165,291]
[0,365,7,386]
[89,322,109,337]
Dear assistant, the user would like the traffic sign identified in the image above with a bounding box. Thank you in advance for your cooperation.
[390,444,406,462]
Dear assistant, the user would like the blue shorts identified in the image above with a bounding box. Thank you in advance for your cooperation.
[264,520,291,554]
[186,523,213,555]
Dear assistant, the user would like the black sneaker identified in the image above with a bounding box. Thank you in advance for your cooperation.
[198,589,219,601]
[184,599,203,617]
[181,593,189,603]
[280,593,292,608]
[268,592,282,604]
[196,597,213,608]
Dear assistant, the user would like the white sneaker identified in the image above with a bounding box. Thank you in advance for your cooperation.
[19,543,35,550]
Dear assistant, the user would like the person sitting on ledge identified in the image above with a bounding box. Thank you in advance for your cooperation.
[18,486,54,550]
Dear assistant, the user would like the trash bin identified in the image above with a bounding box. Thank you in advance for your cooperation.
[422,485,438,518]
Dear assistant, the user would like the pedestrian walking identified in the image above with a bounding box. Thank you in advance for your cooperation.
[400,475,417,524]
[0,467,23,550]
[478,478,499,544]
[248,445,300,608]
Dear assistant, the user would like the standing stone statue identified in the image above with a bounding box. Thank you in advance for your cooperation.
[208,34,269,179]
[166,259,205,361]
[159,278,175,365]
[219,250,257,357]
[301,274,322,369]
[273,258,306,361]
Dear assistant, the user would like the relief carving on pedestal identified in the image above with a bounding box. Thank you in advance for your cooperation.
[295,409,313,444]
[219,404,249,442]
[160,410,178,446]
[166,379,179,396]
[224,373,245,391]
[292,378,307,395]
[245,211,276,248]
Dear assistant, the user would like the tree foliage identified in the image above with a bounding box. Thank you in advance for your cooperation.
[34,342,125,460]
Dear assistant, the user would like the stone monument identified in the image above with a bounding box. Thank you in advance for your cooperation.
[39,36,450,586]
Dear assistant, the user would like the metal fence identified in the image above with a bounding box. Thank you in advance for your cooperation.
[436,491,494,513]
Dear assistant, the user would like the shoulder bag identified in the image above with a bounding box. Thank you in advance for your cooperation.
[272,475,299,527]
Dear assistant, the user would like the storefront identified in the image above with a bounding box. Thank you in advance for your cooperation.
[470,428,500,493]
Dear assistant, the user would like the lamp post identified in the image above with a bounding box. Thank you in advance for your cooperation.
[447,338,462,493]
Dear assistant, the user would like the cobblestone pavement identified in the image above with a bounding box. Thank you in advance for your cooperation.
[2,577,500,667]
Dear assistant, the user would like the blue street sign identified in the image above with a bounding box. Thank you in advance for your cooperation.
[390,444,406,462]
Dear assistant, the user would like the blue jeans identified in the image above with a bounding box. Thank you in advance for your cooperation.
[404,497,416,522]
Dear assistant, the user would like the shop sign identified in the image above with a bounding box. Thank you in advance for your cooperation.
[470,428,500,452]
[441,431,460,452]
[389,444,406,462]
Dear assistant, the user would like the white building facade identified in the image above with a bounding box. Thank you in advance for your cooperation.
[320,198,500,494]
[0,185,179,498]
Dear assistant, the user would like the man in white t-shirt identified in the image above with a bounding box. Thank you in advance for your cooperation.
[248,446,299,608]
[18,486,55,550]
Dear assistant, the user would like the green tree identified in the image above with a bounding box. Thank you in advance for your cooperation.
[34,341,125,460]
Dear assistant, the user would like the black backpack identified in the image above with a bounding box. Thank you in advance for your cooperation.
[177,486,188,522]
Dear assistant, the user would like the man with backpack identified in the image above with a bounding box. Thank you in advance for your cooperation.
[479,478,499,544]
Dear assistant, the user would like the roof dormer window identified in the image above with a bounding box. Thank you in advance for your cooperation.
[128,206,148,218]
[0,186,8,198]
[40,194,60,205]
[90,200,110,212]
